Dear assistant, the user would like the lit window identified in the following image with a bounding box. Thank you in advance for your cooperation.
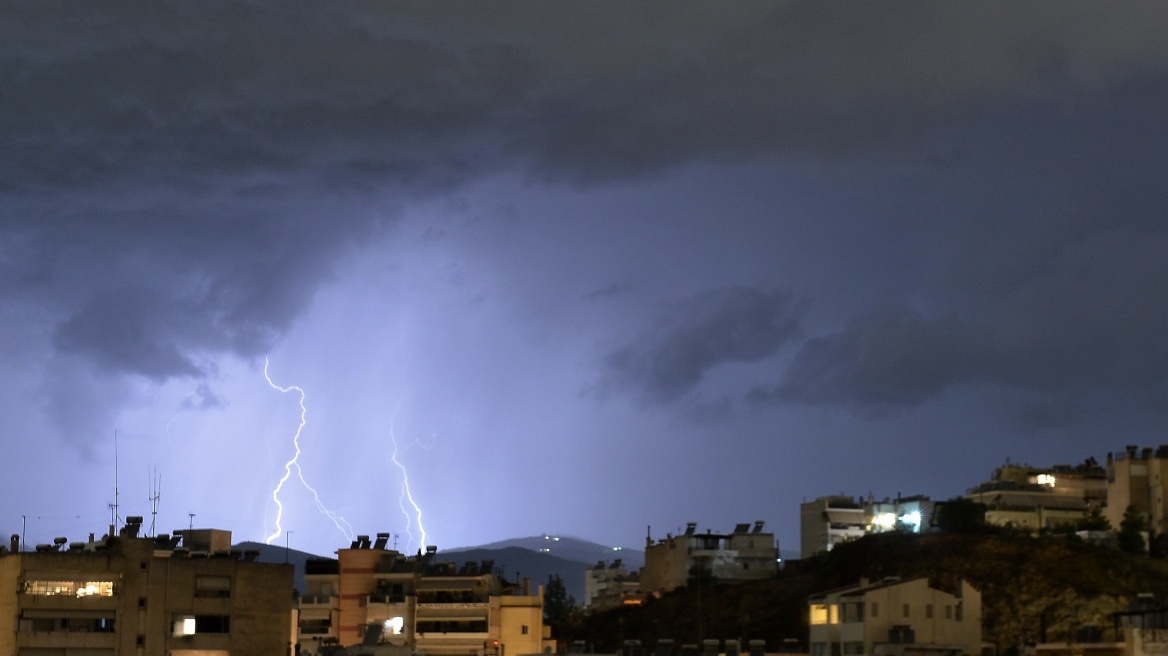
[810,604,829,625]
[175,616,196,636]
[23,579,115,597]
[173,615,230,636]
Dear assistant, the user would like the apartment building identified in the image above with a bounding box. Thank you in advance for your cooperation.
[0,518,294,656]
[583,560,642,611]
[965,460,1106,531]
[800,496,934,559]
[299,533,552,656]
[1105,446,1168,533]
[808,577,981,656]
[640,522,777,593]
[801,497,867,559]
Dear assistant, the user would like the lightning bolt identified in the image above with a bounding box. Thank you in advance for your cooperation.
[387,400,429,553]
[263,357,354,545]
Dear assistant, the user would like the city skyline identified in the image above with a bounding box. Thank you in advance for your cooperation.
[3,4,1168,558]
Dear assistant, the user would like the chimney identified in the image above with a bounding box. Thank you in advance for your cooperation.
[9,534,17,553]
[523,577,531,595]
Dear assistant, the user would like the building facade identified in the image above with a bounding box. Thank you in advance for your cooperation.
[0,518,294,656]
[583,560,642,611]
[965,460,1106,531]
[801,497,867,559]
[1106,446,1168,533]
[640,522,777,594]
[800,496,934,559]
[299,533,552,656]
[808,577,981,656]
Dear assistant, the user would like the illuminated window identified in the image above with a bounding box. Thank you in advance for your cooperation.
[385,616,404,635]
[174,616,196,636]
[810,604,829,625]
[173,615,230,636]
[23,579,115,597]
[1036,474,1057,487]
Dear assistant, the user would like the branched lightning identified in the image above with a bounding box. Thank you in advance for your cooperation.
[264,357,355,545]
[387,399,430,553]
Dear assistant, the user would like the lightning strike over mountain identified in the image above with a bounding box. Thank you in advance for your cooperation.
[387,402,429,553]
[263,358,354,545]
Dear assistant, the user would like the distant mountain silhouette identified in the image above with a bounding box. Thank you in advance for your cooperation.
[452,534,645,570]
[234,541,321,592]
[234,534,645,601]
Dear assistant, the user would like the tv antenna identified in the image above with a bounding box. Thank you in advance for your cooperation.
[148,468,162,538]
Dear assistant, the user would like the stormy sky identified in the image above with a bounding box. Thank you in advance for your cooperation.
[3,3,1168,557]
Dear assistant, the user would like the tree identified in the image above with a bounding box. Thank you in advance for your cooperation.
[1118,505,1147,554]
[544,574,579,635]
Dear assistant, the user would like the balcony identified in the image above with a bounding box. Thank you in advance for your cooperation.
[301,594,338,606]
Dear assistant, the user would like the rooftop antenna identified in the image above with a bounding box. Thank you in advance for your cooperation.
[148,468,162,538]
[110,429,121,532]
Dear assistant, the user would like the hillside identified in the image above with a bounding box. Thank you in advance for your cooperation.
[575,532,1168,654]
[234,536,623,601]
[453,534,645,571]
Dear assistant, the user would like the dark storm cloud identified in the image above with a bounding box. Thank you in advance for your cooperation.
[3,2,1168,405]
[595,286,804,405]
[754,227,1168,420]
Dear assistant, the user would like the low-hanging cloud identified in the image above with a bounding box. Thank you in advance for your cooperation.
[753,227,1168,423]
[595,286,804,406]
[3,3,1168,449]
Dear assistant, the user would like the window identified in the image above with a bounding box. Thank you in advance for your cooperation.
[522,625,529,635]
[811,643,827,656]
[955,603,963,621]
[926,604,933,619]
[945,605,952,620]
[871,602,879,618]
[173,615,230,636]
[23,579,115,597]
[18,612,115,633]
[195,575,231,598]
[903,603,910,618]
[843,642,864,655]
[810,604,829,625]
